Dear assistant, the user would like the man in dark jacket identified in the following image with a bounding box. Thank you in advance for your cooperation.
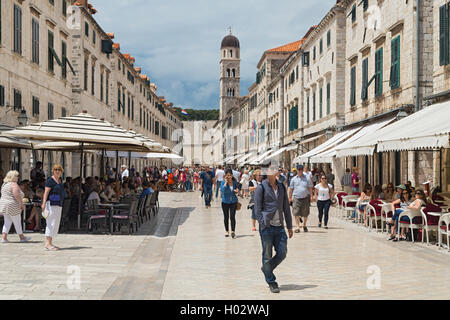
[254,162,293,293]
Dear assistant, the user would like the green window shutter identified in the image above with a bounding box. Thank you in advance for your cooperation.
[313,92,316,121]
[390,36,400,89]
[440,4,450,66]
[320,39,323,54]
[61,41,67,78]
[319,87,323,118]
[361,58,368,100]
[327,30,331,47]
[375,48,383,97]
[118,87,121,112]
[307,96,310,124]
[327,83,331,115]
[350,66,356,106]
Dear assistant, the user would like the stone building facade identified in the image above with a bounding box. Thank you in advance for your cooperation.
[0,0,183,179]
[216,0,448,192]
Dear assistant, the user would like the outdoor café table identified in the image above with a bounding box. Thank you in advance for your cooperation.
[99,203,130,234]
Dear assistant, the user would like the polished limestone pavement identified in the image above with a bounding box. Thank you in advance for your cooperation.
[161,191,450,300]
[0,191,449,299]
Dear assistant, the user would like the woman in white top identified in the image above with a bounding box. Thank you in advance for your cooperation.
[0,171,31,243]
[314,174,334,229]
[395,189,427,242]
[240,170,250,199]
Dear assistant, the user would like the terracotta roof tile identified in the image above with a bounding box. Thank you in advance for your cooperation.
[267,39,304,53]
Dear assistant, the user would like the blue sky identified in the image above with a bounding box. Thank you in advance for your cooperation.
[94,0,336,110]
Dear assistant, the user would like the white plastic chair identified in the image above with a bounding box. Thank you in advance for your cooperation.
[342,195,358,220]
[380,203,393,234]
[421,208,440,246]
[438,213,450,251]
[398,209,423,243]
[366,204,382,232]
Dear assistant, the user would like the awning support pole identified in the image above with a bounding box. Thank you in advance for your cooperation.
[77,142,84,229]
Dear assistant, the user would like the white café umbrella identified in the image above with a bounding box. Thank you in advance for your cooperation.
[3,112,151,228]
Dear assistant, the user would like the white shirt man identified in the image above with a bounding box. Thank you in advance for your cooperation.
[121,166,129,180]
[215,168,225,183]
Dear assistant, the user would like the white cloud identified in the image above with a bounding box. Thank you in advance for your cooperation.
[93,0,337,109]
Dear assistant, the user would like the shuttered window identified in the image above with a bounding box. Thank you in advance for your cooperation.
[319,87,323,118]
[326,82,331,115]
[306,95,310,124]
[13,89,21,111]
[62,0,67,16]
[361,58,369,100]
[61,107,66,117]
[313,92,316,121]
[122,93,125,115]
[0,85,4,106]
[100,72,103,101]
[105,74,109,105]
[13,5,22,54]
[440,4,450,66]
[350,66,356,106]
[61,40,67,78]
[48,31,62,73]
[48,103,54,120]
[32,19,39,64]
[327,30,331,47]
[117,87,121,112]
[375,48,383,97]
[32,96,39,116]
[390,36,400,89]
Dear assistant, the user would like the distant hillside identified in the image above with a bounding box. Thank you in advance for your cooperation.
[172,107,219,121]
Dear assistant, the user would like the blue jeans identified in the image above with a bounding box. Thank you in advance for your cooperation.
[204,185,213,206]
[185,180,191,191]
[251,206,256,220]
[353,204,367,219]
[317,200,331,226]
[215,181,223,198]
[392,209,404,233]
[260,226,288,285]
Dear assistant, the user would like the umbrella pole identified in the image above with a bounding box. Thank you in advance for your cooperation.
[128,151,131,172]
[116,150,119,181]
[77,142,84,229]
[100,149,105,179]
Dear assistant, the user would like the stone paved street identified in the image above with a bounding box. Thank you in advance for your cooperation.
[0,191,449,300]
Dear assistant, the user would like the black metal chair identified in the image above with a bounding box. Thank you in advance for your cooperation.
[111,199,138,234]
[86,199,108,233]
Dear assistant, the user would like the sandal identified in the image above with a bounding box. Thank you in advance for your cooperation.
[45,246,59,251]
[295,229,301,233]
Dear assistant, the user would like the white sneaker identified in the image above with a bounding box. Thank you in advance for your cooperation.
[1,239,9,243]
[20,237,31,243]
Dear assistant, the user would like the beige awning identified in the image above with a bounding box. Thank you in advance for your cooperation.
[0,124,31,149]
[3,113,148,151]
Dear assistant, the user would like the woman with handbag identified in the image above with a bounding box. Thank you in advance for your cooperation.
[221,169,240,239]
[42,164,65,251]
[314,174,334,230]
[0,171,31,243]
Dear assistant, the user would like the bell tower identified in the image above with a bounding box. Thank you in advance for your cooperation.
[219,29,240,121]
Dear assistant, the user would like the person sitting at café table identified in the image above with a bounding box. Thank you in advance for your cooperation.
[387,185,411,241]
[26,188,44,232]
[391,189,426,242]
[139,181,154,200]
[86,184,102,205]
[371,184,384,200]
[351,183,371,222]
[103,180,116,202]
[19,180,34,199]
